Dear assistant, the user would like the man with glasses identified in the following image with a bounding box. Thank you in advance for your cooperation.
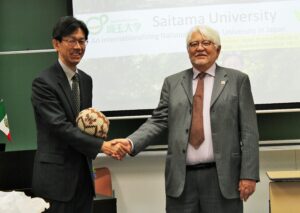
[113,25,259,212]
[31,16,127,213]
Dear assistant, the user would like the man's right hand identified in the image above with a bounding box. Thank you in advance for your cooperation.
[101,139,132,160]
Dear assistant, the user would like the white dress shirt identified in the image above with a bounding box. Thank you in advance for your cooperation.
[186,64,216,165]
[58,59,79,89]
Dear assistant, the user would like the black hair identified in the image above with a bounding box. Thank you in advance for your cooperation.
[52,16,89,41]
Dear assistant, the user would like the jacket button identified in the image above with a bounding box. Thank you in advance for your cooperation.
[182,149,186,153]
[185,129,189,133]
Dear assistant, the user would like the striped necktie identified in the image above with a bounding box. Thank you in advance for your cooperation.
[71,73,80,114]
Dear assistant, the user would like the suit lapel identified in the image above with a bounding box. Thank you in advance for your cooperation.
[181,69,193,105]
[55,62,78,117]
[210,66,228,107]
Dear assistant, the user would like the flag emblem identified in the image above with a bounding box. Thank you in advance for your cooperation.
[0,99,11,141]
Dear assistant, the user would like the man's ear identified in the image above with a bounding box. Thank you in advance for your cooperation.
[216,45,221,57]
[52,39,59,51]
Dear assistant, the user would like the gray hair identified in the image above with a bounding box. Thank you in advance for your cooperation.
[186,25,221,48]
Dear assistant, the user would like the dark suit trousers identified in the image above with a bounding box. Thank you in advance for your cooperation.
[44,160,94,213]
[166,166,242,213]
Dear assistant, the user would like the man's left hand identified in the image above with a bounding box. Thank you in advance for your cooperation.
[239,179,256,201]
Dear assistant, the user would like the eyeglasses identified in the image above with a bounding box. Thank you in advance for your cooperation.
[62,38,88,47]
[189,40,214,49]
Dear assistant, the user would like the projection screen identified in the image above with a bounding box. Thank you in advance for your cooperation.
[73,0,300,116]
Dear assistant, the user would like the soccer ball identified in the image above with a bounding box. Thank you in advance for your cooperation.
[76,108,109,139]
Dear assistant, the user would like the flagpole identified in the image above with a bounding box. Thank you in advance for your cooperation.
[0,143,5,151]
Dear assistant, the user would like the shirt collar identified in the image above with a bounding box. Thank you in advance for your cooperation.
[192,63,216,80]
[58,59,78,81]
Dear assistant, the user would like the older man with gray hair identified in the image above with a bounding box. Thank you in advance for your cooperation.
[112,25,260,213]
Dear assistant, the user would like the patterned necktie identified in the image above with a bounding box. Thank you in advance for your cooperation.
[189,72,206,149]
[71,73,80,114]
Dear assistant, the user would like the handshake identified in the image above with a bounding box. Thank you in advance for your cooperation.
[76,108,132,160]
[101,139,132,160]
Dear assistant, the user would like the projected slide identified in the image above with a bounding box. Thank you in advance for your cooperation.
[73,0,300,113]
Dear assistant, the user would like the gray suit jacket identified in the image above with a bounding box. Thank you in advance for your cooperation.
[31,61,102,201]
[129,65,259,199]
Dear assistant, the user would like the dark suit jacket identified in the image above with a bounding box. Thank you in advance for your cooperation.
[31,61,102,201]
[129,65,260,199]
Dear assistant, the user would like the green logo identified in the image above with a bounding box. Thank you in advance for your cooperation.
[86,15,109,34]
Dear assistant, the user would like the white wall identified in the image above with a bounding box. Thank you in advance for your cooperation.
[93,147,300,213]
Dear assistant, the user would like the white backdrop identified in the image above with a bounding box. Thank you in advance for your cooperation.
[73,0,300,113]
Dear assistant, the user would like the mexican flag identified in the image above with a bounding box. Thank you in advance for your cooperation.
[0,99,11,141]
